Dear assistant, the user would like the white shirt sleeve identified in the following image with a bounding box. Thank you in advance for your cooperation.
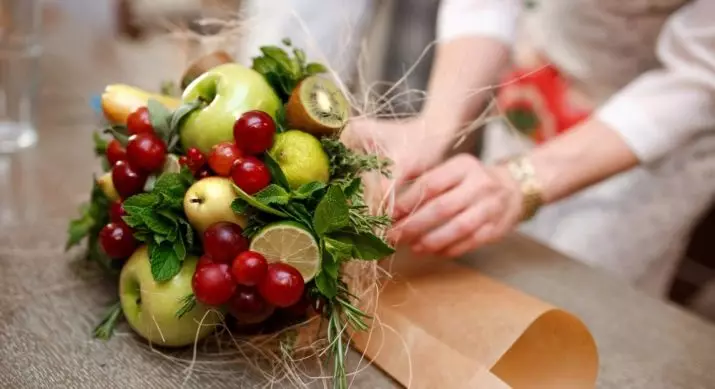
[595,0,715,163]
[437,0,522,45]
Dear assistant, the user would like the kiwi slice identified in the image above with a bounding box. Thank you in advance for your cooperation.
[180,51,234,89]
[285,76,349,135]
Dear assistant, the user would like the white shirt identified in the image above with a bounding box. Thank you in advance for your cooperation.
[439,0,715,296]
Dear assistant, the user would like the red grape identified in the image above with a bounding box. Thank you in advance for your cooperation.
[203,222,249,264]
[207,142,242,176]
[179,155,189,168]
[126,133,166,173]
[106,139,126,166]
[197,254,214,270]
[227,285,275,324]
[258,263,305,308]
[99,222,137,259]
[231,157,271,195]
[186,147,206,172]
[231,251,268,286]
[112,160,147,198]
[192,263,235,306]
[195,168,212,180]
[126,107,154,135]
[109,201,126,223]
[233,110,276,155]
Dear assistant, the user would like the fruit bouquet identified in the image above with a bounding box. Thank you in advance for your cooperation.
[66,40,393,387]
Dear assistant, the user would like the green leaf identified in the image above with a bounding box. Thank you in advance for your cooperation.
[264,153,291,190]
[103,125,129,146]
[175,294,197,319]
[254,184,291,205]
[260,46,295,74]
[65,180,110,251]
[274,104,288,134]
[66,214,95,250]
[232,184,289,217]
[153,172,192,208]
[93,132,108,156]
[306,62,328,75]
[324,236,354,262]
[293,182,326,200]
[169,100,202,134]
[147,99,172,140]
[279,203,314,231]
[335,232,394,260]
[178,218,195,249]
[149,241,182,282]
[282,37,292,46]
[343,178,361,199]
[173,234,186,260]
[123,193,159,210]
[313,185,349,237]
[315,271,338,298]
[93,301,123,340]
[133,230,153,242]
[144,212,176,236]
[293,48,306,69]
[231,198,249,215]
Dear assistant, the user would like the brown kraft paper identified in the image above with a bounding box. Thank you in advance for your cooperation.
[351,253,599,388]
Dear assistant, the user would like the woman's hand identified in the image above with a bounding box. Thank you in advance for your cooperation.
[389,154,524,258]
[341,117,453,184]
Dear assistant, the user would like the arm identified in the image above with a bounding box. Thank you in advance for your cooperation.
[421,0,521,137]
[531,0,715,204]
[393,0,715,256]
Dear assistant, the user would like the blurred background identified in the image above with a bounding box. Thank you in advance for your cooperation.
[0,0,713,322]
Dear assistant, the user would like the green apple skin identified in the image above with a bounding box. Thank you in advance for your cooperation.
[180,63,281,154]
[119,246,222,347]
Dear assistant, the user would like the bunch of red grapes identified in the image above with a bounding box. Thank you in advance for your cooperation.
[193,221,309,324]
[98,107,278,262]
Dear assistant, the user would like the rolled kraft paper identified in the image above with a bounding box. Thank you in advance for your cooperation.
[351,253,599,388]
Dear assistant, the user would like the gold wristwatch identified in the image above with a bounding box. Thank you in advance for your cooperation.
[503,156,543,221]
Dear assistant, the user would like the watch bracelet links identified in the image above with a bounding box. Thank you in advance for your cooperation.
[502,155,543,221]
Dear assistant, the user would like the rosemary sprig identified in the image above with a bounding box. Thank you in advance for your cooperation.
[175,293,197,319]
[325,283,373,389]
[93,301,123,340]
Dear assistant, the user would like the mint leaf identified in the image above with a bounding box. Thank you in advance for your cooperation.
[260,46,296,76]
[147,99,172,140]
[149,241,182,282]
[324,236,353,262]
[335,232,394,260]
[315,271,338,298]
[170,100,202,133]
[293,182,326,200]
[153,172,191,209]
[66,213,95,250]
[306,63,328,75]
[264,153,290,190]
[343,178,361,199]
[313,185,349,236]
[254,184,291,205]
[123,193,159,210]
[231,198,249,215]
[275,104,288,134]
[279,203,313,231]
[233,183,289,217]
[144,212,176,236]
[103,125,129,146]
[66,180,110,251]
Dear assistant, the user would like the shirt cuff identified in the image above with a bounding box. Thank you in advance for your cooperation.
[437,1,520,45]
[595,94,674,163]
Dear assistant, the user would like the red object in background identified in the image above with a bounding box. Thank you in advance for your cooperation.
[498,65,591,144]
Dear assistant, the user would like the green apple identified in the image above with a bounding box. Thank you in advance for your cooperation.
[119,246,221,347]
[269,130,330,189]
[184,176,247,233]
[180,63,281,154]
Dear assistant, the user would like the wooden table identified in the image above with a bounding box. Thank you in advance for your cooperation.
[1,9,715,389]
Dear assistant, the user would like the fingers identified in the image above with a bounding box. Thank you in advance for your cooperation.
[393,155,476,221]
[412,198,498,254]
[439,223,499,258]
[389,181,479,245]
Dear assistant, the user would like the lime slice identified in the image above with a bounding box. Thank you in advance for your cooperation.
[250,221,320,282]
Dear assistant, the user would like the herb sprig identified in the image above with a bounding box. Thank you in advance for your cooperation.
[122,168,197,281]
[251,38,328,102]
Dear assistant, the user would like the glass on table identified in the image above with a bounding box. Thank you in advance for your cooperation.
[0,0,42,154]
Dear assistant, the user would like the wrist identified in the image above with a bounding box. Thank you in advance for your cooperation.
[495,156,543,222]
